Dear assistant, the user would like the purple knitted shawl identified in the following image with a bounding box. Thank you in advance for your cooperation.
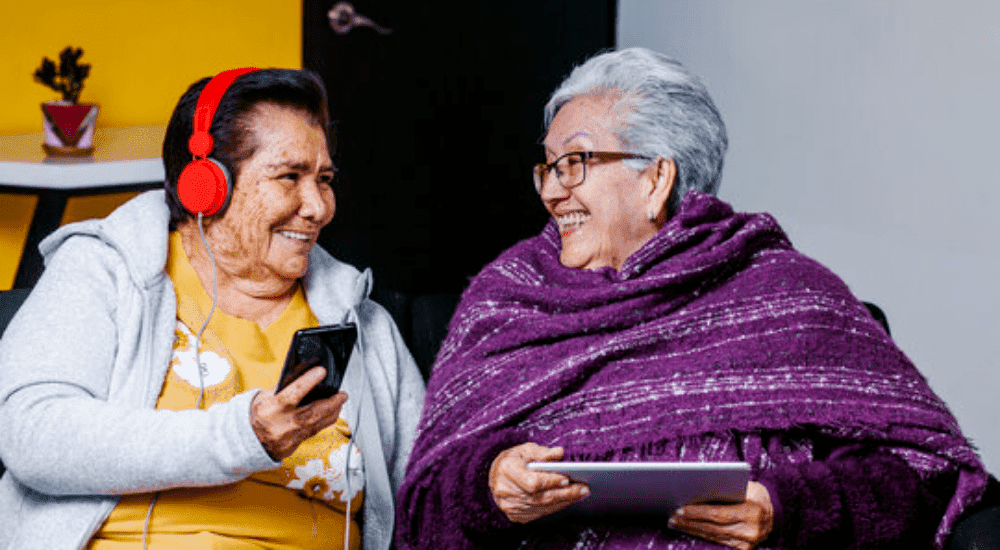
[398,191,986,549]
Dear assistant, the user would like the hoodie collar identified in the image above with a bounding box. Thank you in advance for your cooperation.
[39,190,171,290]
[303,244,372,325]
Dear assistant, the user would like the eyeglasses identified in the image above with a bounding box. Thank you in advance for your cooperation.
[533,151,653,193]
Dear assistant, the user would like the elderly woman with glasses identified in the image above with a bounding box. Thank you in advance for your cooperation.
[396,48,989,550]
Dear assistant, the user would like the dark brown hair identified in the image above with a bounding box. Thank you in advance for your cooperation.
[162,69,332,229]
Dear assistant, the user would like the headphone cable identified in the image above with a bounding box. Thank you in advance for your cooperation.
[194,211,219,410]
[142,213,219,550]
[343,305,369,550]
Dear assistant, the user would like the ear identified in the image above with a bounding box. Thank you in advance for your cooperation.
[643,157,675,223]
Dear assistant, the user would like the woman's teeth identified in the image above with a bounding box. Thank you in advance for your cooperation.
[278,230,312,242]
[557,212,591,233]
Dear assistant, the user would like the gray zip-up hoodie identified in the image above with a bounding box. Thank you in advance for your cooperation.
[0,190,425,550]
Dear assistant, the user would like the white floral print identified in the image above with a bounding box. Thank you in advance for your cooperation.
[285,442,364,503]
[171,321,231,387]
[287,458,336,500]
[327,442,365,502]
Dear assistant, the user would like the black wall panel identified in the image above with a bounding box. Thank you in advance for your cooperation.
[304,0,616,294]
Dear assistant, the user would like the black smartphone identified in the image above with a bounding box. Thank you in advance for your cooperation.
[277,323,357,407]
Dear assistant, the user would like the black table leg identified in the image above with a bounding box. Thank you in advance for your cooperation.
[13,191,68,289]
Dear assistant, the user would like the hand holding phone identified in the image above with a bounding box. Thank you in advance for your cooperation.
[277,323,357,407]
[252,366,349,460]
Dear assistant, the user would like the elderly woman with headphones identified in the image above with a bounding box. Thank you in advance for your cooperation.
[0,69,425,550]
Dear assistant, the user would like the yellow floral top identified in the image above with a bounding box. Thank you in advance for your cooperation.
[87,231,363,550]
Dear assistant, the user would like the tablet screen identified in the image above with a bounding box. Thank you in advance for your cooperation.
[526,461,750,516]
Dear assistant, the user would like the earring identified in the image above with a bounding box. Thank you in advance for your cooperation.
[648,211,656,222]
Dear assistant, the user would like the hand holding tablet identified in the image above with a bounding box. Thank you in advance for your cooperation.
[525,461,750,516]
[488,443,590,523]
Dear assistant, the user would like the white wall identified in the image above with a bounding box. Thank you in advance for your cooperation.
[618,0,1000,473]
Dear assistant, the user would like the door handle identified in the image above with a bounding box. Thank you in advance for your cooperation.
[328,2,393,36]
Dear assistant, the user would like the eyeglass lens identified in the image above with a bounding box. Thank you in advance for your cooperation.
[534,153,585,192]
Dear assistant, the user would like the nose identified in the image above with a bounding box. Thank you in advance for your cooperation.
[538,172,571,207]
[298,178,335,224]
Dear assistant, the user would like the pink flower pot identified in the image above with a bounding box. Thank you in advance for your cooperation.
[41,101,99,156]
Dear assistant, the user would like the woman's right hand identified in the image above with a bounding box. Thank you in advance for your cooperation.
[488,442,590,523]
[250,366,348,461]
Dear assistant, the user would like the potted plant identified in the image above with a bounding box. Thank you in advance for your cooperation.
[33,46,97,156]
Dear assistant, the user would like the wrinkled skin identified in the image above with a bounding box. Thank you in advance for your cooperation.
[178,103,343,458]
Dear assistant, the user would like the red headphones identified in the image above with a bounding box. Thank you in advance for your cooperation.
[176,67,260,216]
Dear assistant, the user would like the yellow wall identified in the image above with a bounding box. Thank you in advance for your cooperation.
[0,0,301,289]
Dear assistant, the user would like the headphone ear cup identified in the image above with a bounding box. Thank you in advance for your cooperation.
[176,158,232,217]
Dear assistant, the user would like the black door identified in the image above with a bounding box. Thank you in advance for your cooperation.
[304,0,616,295]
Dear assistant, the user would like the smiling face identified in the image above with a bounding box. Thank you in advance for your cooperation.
[540,93,669,271]
[204,103,335,292]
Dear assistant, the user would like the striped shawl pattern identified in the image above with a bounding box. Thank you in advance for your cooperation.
[398,191,986,549]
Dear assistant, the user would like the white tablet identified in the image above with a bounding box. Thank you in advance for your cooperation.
[526,461,750,516]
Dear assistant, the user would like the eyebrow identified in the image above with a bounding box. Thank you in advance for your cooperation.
[266,161,335,172]
[544,131,594,157]
[562,131,592,147]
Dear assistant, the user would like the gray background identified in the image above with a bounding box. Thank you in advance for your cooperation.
[618,0,999,473]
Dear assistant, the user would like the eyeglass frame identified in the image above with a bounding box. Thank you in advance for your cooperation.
[532,151,655,193]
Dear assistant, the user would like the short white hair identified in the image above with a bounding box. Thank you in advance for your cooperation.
[544,48,728,214]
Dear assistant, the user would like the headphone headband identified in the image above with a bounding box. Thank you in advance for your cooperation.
[188,67,260,158]
[177,67,260,217]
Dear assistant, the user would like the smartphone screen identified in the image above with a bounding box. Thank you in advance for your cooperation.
[277,323,357,406]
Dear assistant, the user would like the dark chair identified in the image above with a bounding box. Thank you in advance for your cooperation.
[862,300,998,547]
[862,301,891,337]
[950,475,1000,550]
[409,293,461,380]
[0,288,32,480]
[0,288,31,338]
[370,284,460,381]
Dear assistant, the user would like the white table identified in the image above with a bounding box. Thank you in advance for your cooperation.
[0,126,166,288]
